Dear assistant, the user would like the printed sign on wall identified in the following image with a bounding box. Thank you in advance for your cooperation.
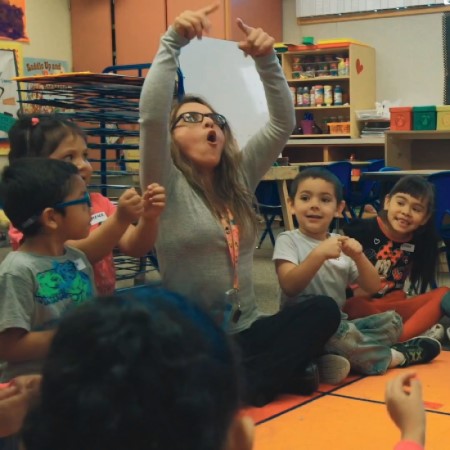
[22,57,69,115]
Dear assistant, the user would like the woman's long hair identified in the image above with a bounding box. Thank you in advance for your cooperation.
[170,95,257,237]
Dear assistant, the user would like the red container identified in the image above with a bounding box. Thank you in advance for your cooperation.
[390,106,412,131]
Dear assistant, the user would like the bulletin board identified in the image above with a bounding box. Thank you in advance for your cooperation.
[297,0,450,24]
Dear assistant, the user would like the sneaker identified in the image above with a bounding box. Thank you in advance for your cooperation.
[283,361,320,397]
[423,323,445,342]
[392,336,441,367]
[316,354,350,385]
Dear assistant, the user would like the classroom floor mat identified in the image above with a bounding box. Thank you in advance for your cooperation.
[245,351,450,450]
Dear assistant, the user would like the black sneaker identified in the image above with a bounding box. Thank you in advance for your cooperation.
[392,336,441,367]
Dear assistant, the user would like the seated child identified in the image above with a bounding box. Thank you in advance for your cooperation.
[20,286,253,450]
[0,158,96,382]
[15,287,426,450]
[8,116,166,295]
[273,168,441,376]
[343,175,450,342]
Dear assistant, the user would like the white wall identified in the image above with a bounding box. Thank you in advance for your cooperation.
[282,0,444,106]
[14,0,72,65]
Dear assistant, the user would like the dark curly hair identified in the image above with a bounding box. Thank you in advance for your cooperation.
[21,287,242,450]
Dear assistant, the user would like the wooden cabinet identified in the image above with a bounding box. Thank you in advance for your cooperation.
[114,0,166,67]
[385,131,450,170]
[70,0,113,73]
[70,0,281,73]
[279,43,375,139]
[282,137,385,165]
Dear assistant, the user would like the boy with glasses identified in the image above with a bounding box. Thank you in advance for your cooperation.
[0,158,95,382]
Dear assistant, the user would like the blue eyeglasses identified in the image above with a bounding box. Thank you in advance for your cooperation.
[54,192,92,209]
[20,192,92,230]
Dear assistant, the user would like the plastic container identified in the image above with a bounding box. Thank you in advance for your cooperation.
[413,105,436,130]
[300,119,314,135]
[289,87,297,106]
[302,86,310,106]
[436,105,450,130]
[389,106,412,131]
[310,86,316,106]
[315,85,324,106]
[334,85,343,105]
[324,85,333,106]
[338,58,346,76]
[296,87,303,106]
[328,122,351,135]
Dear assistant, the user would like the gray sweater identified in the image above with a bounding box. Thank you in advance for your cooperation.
[139,27,295,333]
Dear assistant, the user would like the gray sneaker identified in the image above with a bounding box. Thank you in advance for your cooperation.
[423,323,445,342]
[392,336,441,367]
[316,354,350,385]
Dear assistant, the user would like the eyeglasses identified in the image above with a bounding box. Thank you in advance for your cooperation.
[171,111,227,130]
[20,192,92,230]
[54,192,92,209]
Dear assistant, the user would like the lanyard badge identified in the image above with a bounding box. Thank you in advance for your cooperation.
[220,210,241,326]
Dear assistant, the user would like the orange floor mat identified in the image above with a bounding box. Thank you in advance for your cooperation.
[245,351,450,450]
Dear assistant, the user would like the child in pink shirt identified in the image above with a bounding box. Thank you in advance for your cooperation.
[8,115,165,295]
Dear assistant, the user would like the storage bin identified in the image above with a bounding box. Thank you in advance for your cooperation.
[436,105,450,130]
[328,122,350,135]
[413,105,436,130]
[389,107,412,131]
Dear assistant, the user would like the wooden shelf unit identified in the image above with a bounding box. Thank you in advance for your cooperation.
[279,43,375,139]
[283,137,385,164]
[385,131,450,170]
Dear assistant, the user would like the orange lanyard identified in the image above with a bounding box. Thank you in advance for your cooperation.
[220,209,240,290]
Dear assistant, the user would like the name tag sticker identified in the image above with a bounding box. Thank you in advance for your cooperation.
[90,211,108,226]
[74,258,87,271]
[400,243,415,252]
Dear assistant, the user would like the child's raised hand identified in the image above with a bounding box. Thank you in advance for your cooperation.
[116,188,144,224]
[0,375,41,437]
[141,183,166,221]
[339,236,363,260]
[315,236,343,260]
[385,372,425,445]
[173,3,219,41]
[236,18,275,58]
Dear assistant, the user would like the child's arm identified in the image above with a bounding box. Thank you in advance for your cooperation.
[0,375,41,437]
[67,188,143,264]
[0,328,55,363]
[386,372,426,449]
[276,236,343,297]
[340,236,381,295]
[117,183,166,257]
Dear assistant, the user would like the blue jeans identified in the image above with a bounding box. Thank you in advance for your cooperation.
[325,310,403,375]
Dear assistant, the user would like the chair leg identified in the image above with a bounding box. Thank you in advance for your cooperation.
[256,214,277,249]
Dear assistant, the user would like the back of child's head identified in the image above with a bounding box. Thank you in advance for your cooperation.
[0,158,79,236]
[22,287,242,450]
[289,167,344,203]
[383,175,438,293]
[8,115,86,161]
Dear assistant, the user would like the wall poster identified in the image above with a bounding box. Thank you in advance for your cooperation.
[0,0,28,42]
